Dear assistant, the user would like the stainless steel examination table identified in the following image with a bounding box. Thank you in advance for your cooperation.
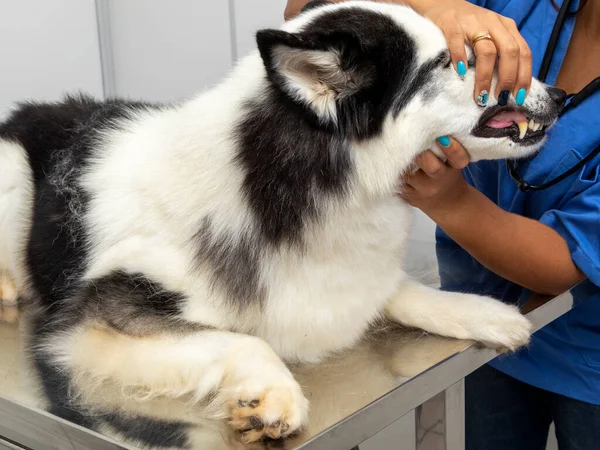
[0,242,575,450]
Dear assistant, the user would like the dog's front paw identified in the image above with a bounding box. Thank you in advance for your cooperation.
[471,301,532,352]
[0,273,18,323]
[226,374,308,443]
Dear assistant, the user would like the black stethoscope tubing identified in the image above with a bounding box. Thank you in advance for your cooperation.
[506,0,600,192]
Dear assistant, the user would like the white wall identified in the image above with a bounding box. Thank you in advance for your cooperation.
[0,0,103,119]
[411,210,437,243]
[232,0,288,59]
[101,0,289,103]
[105,0,233,102]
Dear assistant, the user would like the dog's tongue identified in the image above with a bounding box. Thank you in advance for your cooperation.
[485,110,527,129]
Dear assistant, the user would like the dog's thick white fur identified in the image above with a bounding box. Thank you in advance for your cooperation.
[0,1,564,443]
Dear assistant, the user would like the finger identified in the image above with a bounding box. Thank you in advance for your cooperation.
[438,14,469,76]
[501,17,532,105]
[397,176,421,200]
[462,16,497,106]
[404,169,431,191]
[486,16,520,100]
[397,183,415,201]
[440,138,470,169]
[415,151,448,179]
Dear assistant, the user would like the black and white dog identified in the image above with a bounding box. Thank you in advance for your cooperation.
[0,1,563,443]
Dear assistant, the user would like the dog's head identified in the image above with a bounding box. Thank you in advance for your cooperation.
[256,1,565,165]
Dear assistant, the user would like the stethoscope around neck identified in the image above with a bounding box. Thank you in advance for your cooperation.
[506,0,600,192]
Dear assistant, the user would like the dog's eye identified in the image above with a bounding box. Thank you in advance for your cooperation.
[468,57,476,68]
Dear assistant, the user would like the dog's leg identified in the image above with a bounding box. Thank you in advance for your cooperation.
[384,280,531,351]
[41,325,309,443]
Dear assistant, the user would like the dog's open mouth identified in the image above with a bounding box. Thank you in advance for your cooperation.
[472,105,549,145]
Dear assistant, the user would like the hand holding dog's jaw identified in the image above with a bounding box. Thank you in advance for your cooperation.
[399,158,471,217]
[398,136,472,214]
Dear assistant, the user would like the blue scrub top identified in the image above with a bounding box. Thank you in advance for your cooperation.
[437,0,600,404]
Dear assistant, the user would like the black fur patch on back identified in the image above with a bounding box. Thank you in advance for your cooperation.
[194,218,266,308]
[0,94,158,316]
[83,270,202,335]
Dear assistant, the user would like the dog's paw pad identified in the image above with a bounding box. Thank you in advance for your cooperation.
[228,386,308,443]
[237,399,260,408]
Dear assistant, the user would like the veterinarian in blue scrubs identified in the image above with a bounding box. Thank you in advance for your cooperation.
[403,1,600,449]
[286,0,600,448]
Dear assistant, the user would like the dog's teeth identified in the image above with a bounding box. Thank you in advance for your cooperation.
[517,121,528,139]
[528,119,535,130]
[534,122,543,132]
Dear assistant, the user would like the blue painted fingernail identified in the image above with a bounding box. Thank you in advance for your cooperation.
[498,90,510,106]
[476,90,488,107]
[457,61,467,77]
[437,136,451,147]
[515,88,527,105]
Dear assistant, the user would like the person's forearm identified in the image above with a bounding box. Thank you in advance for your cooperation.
[285,0,337,20]
[426,185,585,295]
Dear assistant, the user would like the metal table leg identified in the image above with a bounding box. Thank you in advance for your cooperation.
[415,380,465,450]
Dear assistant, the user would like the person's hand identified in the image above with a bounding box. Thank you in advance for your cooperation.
[399,137,471,214]
[407,0,533,106]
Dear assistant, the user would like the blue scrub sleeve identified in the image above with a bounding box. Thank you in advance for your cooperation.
[539,180,600,287]
[464,1,531,20]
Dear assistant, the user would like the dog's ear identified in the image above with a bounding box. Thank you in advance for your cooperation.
[256,29,374,122]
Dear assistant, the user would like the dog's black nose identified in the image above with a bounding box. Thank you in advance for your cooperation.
[547,86,567,108]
